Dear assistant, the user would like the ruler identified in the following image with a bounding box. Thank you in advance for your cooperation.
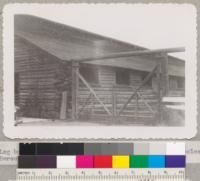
[16,168,185,181]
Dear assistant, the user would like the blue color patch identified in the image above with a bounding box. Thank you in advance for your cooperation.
[148,155,165,168]
[165,155,186,168]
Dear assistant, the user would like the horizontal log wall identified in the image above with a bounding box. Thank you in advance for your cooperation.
[15,35,184,121]
[99,66,115,88]
[78,66,156,120]
[78,65,184,121]
[15,36,69,119]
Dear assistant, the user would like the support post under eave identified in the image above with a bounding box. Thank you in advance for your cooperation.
[161,53,169,96]
[71,61,79,120]
[112,90,117,117]
[156,60,162,124]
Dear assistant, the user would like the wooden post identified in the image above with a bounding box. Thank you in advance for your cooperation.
[156,61,162,124]
[60,91,67,120]
[161,53,169,96]
[136,92,138,118]
[71,61,79,120]
[91,95,94,117]
[112,91,117,117]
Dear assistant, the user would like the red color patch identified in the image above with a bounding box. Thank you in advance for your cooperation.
[94,156,112,168]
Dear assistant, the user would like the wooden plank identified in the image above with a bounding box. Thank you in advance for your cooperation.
[166,105,185,110]
[112,91,117,117]
[135,93,138,118]
[71,62,79,120]
[162,97,185,103]
[72,47,185,62]
[60,91,67,120]
[77,71,112,116]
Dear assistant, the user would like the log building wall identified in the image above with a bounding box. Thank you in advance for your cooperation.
[15,36,70,119]
[15,35,185,121]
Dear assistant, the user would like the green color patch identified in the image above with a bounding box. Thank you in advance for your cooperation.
[130,155,148,168]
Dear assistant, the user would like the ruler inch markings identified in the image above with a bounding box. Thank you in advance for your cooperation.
[16,168,185,180]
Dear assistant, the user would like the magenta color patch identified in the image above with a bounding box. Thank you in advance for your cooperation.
[76,155,94,168]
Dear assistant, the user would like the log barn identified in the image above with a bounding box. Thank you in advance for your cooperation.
[14,15,185,126]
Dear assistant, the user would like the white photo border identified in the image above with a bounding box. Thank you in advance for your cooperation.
[3,3,197,139]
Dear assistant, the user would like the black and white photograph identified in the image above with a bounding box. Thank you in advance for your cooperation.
[3,4,197,138]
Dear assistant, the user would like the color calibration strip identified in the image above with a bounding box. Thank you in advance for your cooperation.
[18,155,186,168]
[19,142,185,169]
[19,142,185,155]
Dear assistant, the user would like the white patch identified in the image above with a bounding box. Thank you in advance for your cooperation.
[57,156,76,168]
[166,142,185,155]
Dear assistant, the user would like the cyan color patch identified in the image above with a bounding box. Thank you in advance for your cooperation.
[148,155,165,168]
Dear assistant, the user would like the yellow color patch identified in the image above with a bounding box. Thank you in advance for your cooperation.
[112,155,130,168]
